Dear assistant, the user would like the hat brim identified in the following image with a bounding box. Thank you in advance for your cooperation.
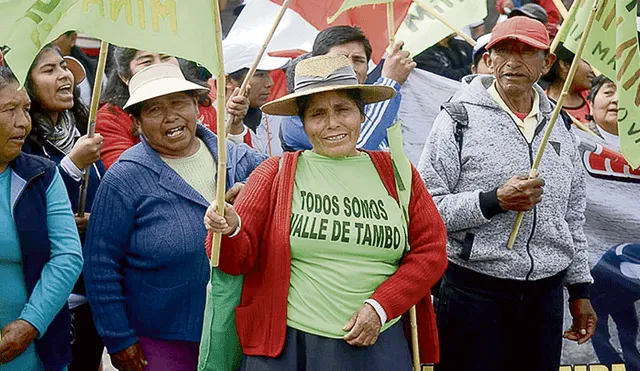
[123,78,209,109]
[261,84,396,116]
[487,34,549,51]
[64,56,86,86]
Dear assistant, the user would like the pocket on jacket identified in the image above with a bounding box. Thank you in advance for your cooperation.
[234,303,262,349]
[459,233,475,261]
[132,280,190,335]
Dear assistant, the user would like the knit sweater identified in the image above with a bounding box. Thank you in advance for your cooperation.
[418,74,592,288]
[206,151,448,362]
[84,125,267,353]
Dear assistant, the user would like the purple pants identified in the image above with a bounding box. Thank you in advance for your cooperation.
[138,337,199,371]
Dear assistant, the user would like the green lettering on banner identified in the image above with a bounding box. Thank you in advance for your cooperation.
[373,224,385,247]
[111,0,133,26]
[395,0,487,56]
[151,0,177,33]
[362,224,372,246]
[318,218,329,240]
[1,0,222,85]
[331,220,342,241]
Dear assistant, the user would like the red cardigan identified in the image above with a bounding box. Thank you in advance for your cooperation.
[206,151,448,363]
[96,103,218,169]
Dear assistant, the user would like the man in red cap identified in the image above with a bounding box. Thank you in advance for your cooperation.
[419,16,597,371]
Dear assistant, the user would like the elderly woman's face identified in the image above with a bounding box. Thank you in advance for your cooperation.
[29,48,75,113]
[591,81,618,134]
[486,40,554,95]
[135,92,200,158]
[303,90,363,158]
[0,83,31,167]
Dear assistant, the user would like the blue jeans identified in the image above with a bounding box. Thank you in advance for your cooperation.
[435,264,565,371]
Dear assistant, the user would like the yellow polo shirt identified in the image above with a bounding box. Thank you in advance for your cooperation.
[487,82,540,143]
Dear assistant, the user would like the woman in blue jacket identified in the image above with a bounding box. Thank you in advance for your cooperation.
[0,66,83,370]
[22,44,105,370]
[83,62,267,371]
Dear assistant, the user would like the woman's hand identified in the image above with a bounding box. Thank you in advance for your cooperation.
[110,343,148,371]
[204,201,239,235]
[75,212,90,236]
[225,183,245,205]
[226,86,251,133]
[0,320,39,364]
[343,303,382,347]
[69,134,103,170]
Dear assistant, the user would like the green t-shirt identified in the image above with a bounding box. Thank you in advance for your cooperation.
[287,151,407,339]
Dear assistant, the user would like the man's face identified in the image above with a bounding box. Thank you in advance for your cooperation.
[326,41,368,84]
[227,70,274,108]
[485,40,554,95]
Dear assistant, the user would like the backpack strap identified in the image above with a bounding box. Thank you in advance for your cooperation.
[441,102,469,157]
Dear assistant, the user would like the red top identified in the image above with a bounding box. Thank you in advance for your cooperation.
[96,103,218,169]
[206,151,448,363]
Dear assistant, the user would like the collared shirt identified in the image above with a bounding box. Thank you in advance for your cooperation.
[487,82,540,143]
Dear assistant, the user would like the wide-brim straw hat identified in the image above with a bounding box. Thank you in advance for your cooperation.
[123,63,209,110]
[261,55,396,116]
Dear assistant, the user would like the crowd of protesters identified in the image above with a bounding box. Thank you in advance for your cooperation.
[0,1,638,370]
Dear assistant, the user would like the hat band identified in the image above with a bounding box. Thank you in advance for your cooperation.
[294,65,359,93]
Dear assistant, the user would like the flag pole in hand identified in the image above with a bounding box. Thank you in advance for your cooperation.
[77,40,109,217]
[507,0,602,249]
[224,0,293,134]
[211,0,228,267]
[387,1,395,48]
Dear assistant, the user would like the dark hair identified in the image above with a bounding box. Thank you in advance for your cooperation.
[228,68,249,84]
[101,46,209,109]
[295,89,366,121]
[588,74,614,103]
[101,46,138,109]
[0,65,18,90]
[541,44,572,84]
[312,26,372,62]
[24,44,89,147]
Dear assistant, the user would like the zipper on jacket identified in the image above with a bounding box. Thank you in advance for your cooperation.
[503,115,546,281]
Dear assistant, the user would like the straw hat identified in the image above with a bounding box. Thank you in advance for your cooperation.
[261,55,396,116]
[123,63,209,109]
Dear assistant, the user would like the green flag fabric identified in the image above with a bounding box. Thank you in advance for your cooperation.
[327,0,392,23]
[563,0,640,169]
[0,0,222,85]
[395,0,487,57]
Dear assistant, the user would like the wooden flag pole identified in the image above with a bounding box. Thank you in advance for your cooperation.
[211,0,228,267]
[551,0,570,19]
[409,306,420,371]
[506,0,601,249]
[414,0,477,47]
[387,1,395,48]
[224,0,292,134]
[77,40,109,217]
[550,0,582,53]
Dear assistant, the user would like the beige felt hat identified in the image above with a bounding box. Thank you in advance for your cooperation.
[123,63,209,109]
[261,55,396,116]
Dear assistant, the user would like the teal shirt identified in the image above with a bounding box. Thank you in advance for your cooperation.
[0,167,82,371]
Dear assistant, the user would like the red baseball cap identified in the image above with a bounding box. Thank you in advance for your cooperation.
[487,16,550,50]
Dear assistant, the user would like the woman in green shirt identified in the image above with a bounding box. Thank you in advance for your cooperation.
[204,55,448,371]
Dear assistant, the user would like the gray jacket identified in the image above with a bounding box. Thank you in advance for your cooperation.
[418,75,592,286]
